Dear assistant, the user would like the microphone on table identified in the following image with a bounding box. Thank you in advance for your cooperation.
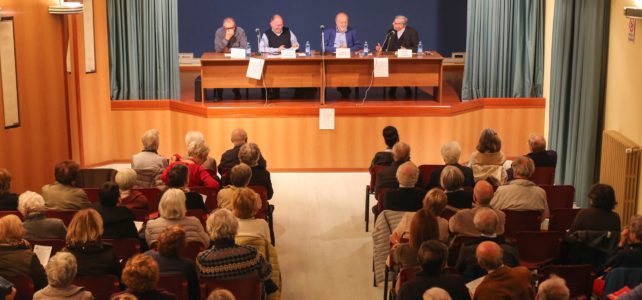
[320,25,325,54]
[383,29,396,53]
[255,28,261,53]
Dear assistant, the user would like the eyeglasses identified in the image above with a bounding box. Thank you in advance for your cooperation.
[224,27,235,30]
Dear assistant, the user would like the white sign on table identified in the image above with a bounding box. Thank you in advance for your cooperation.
[246,58,265,80]
[336,48,351,58]
[374,57,389,77]
[319,108,335,130]
[397,49,413,58]
[230,48,246,59]
[281,48,296,58]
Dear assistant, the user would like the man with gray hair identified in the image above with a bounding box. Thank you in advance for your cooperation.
[426,141,475,190]
[527,134,557,168]
[491,156,549,219]
[449,180,506,237]
[213,17,247,100]
[218,128,267,180]
[474,241,534,299]
[375,15,420,98]
[537,275,570,300]
[382,161,426,212]
[375,141,423,193]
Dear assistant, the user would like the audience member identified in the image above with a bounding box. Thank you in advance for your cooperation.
[601,215,642,272]
[110,294,137,300]
[426,141,474,190]
[42,160,90,210]
[0,214,47,290]
[473,241,534,300]
[468,128,507,184]
[93,182,138,239]
[239,143,274,200]
[161,142,219,189]
[145,189,209,247]
[115,168,149,211]
[218,128,267,176]
[536,275,569,300]
[455,208,519,281]
[440,166,473,209]
[397,241,471,300]
[131,129,169,187]
[526,134,557,168]
[375,142,420,193]
[233,188,270,240]
[383,162,427,212]
[64,209,121,277]
[449,180,505,237]
[207,288,236,300]
[144,226,199,300]
[569,183,620,232]
[617,282,642,300]
[369,126,399,171]
[165,164,207,211]
[422,287,452,300]
[196,209,276,294]
[0,169,18,211]
[391,189,450,244]
[112,254,177,300]
[217,163,261,211]
[391,209,440,269]
[33,252,94,300]
[491,156,548,219]
[18,191,66,240]
[184,131,218,173]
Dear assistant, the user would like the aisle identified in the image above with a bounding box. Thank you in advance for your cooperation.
[271,172,384,299]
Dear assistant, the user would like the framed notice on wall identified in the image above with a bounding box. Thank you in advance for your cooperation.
[83,0,96,73]
[0,17,20,129]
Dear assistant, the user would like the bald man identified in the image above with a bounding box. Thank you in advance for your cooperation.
[449,180,506,237]
[526,134,557,168]
[473,241,534,300]
[323,12,363,98]
[382,161,427,212]
[218,128,267,181]
[259,14,299,53]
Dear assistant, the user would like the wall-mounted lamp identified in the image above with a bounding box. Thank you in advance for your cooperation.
[624,6,642,19]
[49,1,83,15]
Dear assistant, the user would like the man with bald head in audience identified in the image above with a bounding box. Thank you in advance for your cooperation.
[473,241,534,300]
[218,128,267,178]
[491,156,549,219]
[455,208,518,281]
[527,134,557,168]
[374,142,423,193]
[449,180,505,237]
[382,162,426,212]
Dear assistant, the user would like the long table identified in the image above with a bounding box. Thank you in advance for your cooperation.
[199,52,444,104]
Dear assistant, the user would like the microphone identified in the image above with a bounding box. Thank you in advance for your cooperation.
[384,29,396,53]
[320,25,325,54]
[255,28,261,53]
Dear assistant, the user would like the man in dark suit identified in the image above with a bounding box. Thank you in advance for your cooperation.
[218,128,266,183]
[455,208,518,282]
[397,240,471,300]
[473,241,534,300]
[376,15,420,98]
[426,141,475,190]
[374,142,423,194]
[323,12,363,98]
[383,162,426,212]
[526,134,557,167]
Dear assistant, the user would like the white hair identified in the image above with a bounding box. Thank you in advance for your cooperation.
[394,15,408,25]
[187,141,210,161]
[538,275,570,300]
[18,191,46,217]
[441,141,462,164]
[185,131,205,147]
[46,252,78,288]
[158,188,187,220]
[423,287,451,300]
[206,209,238,240]
[141,129,160,151]
[115,168,138,191]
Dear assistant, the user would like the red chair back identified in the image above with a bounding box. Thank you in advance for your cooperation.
[369,165,387,190]
[186,209,208,228]
[74,275,120,300]
[200,275,262,300]
[5,275,34,300]
[538,264,595,299]
[376,187,391,212]
[530,167,555,185]
[134,188,162,213]
[549,208,581,232]
[447,236,478,267]
[182,240,207,261]
[248,186,269,219]
[84,188,100,203]
[103,238,140,267]
[541,185,575,211]
[502,210,542,241]
[418,164,441,187]
[0,210,23,220]
[44,210,77,226]
[191,186,219,212]
[28,239,66,256]
[516,231,564,268]
[159,273,190,300]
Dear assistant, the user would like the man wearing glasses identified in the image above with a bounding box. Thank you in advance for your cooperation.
[376,15,420,98]
[213,17,247,100]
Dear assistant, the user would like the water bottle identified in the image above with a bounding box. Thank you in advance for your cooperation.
[246,42,251,57]
[363,41,369,57]
[417,41,423,56]
[305,41,311,56]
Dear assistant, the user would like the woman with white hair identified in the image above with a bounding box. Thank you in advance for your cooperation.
[132,129,169,171]
[33,252,94,299]
[161,141,220,190]
[115,168,149,211]
[184,131,217,172]
[18,191,67,240]
[145,189,209,247]
[425,141,475,190]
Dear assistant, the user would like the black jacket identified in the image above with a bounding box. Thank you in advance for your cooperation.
[397,269,471,300]
[93,204,138,239]
[382,26,420,52]
[383,187,427,212]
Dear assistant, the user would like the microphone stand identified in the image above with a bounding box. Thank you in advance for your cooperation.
[320,26,325,55]
[255,29,261,54]
[384,31,394,53]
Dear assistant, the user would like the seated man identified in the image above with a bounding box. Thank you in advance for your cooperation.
[527,134,557,168]
[217,163,261,211]
[397,241,471,300]
[382,162,426,212]
[455,208,518,281]
[449,180,506,237]
[490,156,548,219]
[218,128,266,181]
[323,12,362,98]
[473,241,534,300]
[42,160,90,210]
[239,143,274,200]
[426,141,474,190]
[213,17,247,100]
[537,275,570,300]
[375,15,419,98]
[375,142,423,193]
[259,14,300,99]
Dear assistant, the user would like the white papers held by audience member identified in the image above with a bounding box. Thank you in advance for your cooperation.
[33,245,52,267]
[374,57,389,77]
[246,58,265,80]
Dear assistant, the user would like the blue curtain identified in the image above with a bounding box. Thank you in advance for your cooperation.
[461,0,544,100]
[548,0,610,207]
[107,0,180,100]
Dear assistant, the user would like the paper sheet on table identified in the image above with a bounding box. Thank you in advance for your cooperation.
[336,48,351,58]
[230,48,246,59]
[134,221,144,232]
[466,275,485,296]
[246,58,265,80]
[33,245,52,267]
[224,53,232,57]
[319,108,335,130]
[374,57,389,77]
